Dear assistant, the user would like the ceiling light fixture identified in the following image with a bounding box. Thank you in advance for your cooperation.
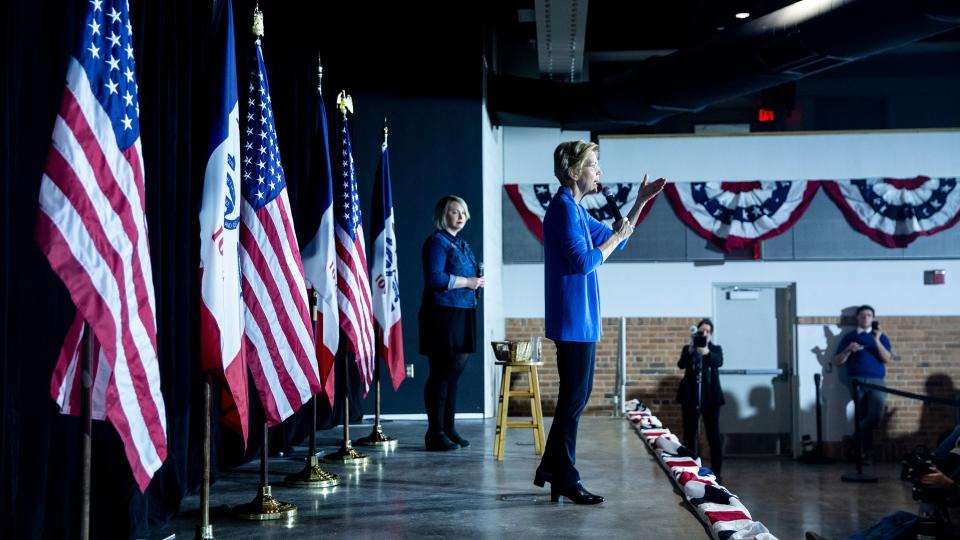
[735,12,751,19]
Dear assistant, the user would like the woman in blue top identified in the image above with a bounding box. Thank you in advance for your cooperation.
[420,195,485,451]
[534,140,665,504]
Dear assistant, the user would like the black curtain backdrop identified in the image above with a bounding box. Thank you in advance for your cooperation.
[2,1,483,538]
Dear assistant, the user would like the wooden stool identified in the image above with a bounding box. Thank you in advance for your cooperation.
[493,360,546,460]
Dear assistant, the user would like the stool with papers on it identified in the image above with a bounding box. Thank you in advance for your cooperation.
[491,340,545,460]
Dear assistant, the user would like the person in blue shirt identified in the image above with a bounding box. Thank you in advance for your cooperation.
[832,304,894,462]
[419,195,485,451]
[533,140,665,504]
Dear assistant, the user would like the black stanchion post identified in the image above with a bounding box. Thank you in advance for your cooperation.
[693,354,702,457]
[853,380,863,474]
[842,379,877,482]
[814,373,823,457]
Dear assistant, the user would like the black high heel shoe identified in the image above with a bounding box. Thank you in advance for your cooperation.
[446,430,470,448]
[533,469,552,488]
[550,482,604,504]
[424,432,459,451]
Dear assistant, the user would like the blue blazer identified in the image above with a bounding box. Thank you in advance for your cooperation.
[543,188,625,342]
[421,229,479,309]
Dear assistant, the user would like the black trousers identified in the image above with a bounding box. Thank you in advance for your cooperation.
[423,353,469,436]
[681,403,723,475]
[538,340,596,489]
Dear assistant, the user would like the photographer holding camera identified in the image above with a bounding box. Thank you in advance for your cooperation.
[676,318,725,478]
[806,424,960,540]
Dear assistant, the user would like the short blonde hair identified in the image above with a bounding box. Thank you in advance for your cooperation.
[553,140,599,185]
[434,195,470,230]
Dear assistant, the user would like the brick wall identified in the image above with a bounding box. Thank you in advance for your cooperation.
[505,316,960,461]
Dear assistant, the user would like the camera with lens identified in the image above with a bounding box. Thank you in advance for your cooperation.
[692,331,708,349]
[901,451,954,504]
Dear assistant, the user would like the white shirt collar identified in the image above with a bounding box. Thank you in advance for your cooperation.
[856,327,872,334]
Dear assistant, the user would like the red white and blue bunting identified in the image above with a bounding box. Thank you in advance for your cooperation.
[504,182,657,241]
[505,177,960,250]
[663,181,820,252]
[821,176,960,248]
[626,400,778,540]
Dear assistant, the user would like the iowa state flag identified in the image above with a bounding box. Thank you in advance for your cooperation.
[370,129,405,390]
[199,0,248,441]
[299,73,338,406]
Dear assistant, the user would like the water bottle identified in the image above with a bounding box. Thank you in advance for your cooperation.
[529,336,542,362]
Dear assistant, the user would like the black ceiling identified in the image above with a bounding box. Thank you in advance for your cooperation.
[485,0,960,130]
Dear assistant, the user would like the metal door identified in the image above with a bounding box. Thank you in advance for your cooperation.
[713,284,795,455]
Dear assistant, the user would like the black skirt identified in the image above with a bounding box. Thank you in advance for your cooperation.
[418,304,477,356]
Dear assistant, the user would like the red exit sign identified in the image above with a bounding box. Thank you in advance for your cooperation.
[758,108,776,122]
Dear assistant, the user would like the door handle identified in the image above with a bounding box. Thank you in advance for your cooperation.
[718,369,784,376]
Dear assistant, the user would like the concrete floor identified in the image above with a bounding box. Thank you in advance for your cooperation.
[162,418,917,539]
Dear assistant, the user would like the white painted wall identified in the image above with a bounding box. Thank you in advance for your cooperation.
[797,323,856,443]
[481,105,504,418]
[503,259,960,318]
[503,127,591,183]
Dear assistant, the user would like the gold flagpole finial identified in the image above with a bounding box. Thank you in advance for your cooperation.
[317,54,323,93]
[382,117,389,149]
[337,90,353,116]
[252,4,264,38]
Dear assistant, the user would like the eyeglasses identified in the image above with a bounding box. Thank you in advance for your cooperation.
[583,162,601,171]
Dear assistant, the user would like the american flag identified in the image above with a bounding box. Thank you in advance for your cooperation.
[35,0,167,492]
[199,0,248,441]
[334,103,376,393]
[370,130,405,391]
[299,76,338,406]
[239,19,321,425]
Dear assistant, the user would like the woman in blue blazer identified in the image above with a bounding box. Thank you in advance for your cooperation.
[419,195,485,451]
[534,140,665,504]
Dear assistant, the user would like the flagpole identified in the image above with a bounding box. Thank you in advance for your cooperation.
[233,7,299,518]
[357,117,398,448]
[195,376,214,539]
[322,94,369,466]
[80,323,93,540]
[286,291,341,487]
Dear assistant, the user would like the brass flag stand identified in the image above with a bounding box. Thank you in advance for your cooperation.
[322,349,369,464]
[356,357,396,447]
[233,422,297,520]
[286,292,341,487]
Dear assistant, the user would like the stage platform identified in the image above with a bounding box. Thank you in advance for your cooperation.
[162,417,915,539]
